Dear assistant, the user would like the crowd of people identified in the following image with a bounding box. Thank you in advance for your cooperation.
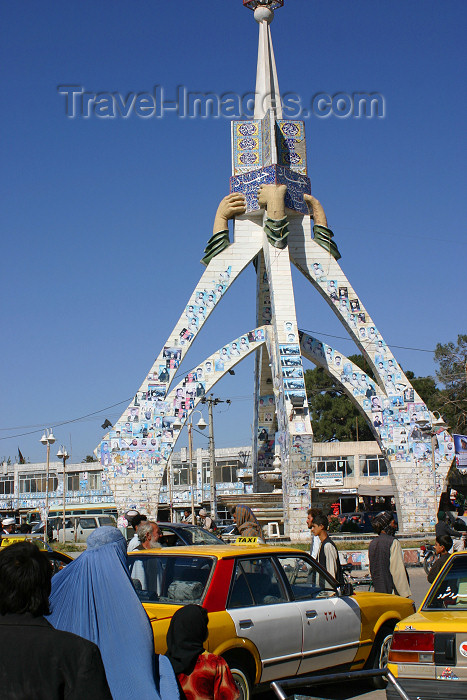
[0,503,264,700]
[307,504,467,597]
[307,506,412,596]
[1,498,460,698]
[0,525,240,700]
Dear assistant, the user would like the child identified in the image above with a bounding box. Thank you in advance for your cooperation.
[427,534,453,584]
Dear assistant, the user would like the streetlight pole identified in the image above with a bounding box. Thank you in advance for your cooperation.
[57,446,69,545]
[188,422,195,523]
[40,429,56,544]
[201,395,230,522]
[172,410,207,524]
[208,398,216,521]
[167,456,174,522]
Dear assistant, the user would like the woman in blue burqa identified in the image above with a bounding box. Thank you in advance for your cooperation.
[47,526,179,700]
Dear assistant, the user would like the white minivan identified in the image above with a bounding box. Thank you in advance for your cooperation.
[53,515,117,542]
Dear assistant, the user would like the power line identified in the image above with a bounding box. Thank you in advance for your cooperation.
[299,328,436,353]
[0,398,132,442]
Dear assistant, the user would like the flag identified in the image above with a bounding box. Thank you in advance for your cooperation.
[18,448,26,465]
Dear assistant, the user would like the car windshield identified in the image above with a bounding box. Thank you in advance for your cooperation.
[128,554,214,605]
[424,556,467,610]
[179,526,223,545]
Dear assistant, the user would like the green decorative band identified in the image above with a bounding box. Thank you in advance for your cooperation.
[201,229,230,266]
[313,224,341,261]
[265,216,290,249]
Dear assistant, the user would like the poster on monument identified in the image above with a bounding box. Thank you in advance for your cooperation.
[454,434,467,470]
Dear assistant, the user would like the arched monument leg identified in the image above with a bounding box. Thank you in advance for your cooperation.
[100,328,267,517]
[288,214,453,532]
[300,333,451,530]
[97,213,263,517]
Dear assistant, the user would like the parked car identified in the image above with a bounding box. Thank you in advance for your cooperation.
[0,534,72,574]
[128,543,414,699]
[53,514,118,543]
[387,550,467,699]
[338,512,376,533]
[155,522,224,547]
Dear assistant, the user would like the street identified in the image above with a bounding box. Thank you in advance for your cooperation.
[261,567,430,700]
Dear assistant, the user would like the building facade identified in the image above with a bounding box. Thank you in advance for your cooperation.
[1,442,394,537]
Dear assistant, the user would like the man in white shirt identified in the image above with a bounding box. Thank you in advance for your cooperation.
[312,514,343,583]
[306,508,322,559]
[127,513,147,552]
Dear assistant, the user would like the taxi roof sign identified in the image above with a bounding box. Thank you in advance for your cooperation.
[233,536,259,546]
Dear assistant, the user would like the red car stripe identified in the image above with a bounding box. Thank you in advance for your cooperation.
[203,558,235,612]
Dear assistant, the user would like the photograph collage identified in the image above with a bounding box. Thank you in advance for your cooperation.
[300,331,454,469]
[100,325,266,479]
[308,264,392,355]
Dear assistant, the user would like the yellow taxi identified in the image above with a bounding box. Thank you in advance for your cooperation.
[387,551,467,699]
[128,541,414,699]
[0,534,72,574]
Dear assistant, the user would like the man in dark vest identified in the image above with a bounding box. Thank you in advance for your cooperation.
[368,510,411,597]
[311,513,344,583]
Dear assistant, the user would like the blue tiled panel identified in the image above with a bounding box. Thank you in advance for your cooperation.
[276,120,307,175]
[230,164,311,214]
[231,120,263,175]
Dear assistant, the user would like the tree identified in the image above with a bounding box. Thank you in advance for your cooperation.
[82,455,98,463]
[405,371,439,412]
[433,334,467,435]
[305,354,442,442]
[305,354,375,442]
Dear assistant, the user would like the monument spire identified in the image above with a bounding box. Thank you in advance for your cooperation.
[244,1,284,120]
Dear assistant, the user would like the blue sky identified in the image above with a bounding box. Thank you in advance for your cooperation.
[1,0,465,463]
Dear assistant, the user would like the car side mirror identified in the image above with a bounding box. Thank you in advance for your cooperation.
[340,582,354,596]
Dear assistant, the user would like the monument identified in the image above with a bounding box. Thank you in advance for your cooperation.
[97,0,453,536]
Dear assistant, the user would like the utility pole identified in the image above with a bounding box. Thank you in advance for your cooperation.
[201,394,230,521]
[188,423,196,524]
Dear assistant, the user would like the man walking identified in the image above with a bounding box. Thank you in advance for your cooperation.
[198,508,213,531]
[368,511,411,597]
[311,514,343,583]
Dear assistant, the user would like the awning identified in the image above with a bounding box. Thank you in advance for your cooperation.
[358,485,394,496]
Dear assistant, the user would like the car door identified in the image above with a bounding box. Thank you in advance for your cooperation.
[226,556,303,683]
[276,554,361,675]
[75,516,98,542]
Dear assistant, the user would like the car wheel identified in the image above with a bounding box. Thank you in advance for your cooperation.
[229,666,251,700]
[367,624,394,689]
